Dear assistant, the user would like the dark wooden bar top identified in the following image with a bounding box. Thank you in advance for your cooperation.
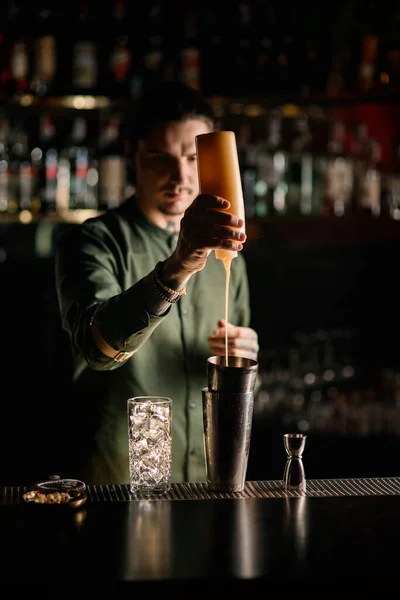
[2,478,400,598]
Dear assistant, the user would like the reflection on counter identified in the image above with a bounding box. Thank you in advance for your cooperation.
[283,497,308,570]
[123,501,172,580]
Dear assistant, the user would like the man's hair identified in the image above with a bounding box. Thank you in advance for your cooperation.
[126,81,216,147]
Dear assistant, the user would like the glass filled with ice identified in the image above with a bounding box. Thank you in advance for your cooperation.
[127,396,172,495]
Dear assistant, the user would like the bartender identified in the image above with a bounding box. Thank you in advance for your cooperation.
[54,80,259,485]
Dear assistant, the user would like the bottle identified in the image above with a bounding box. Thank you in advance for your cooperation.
[286,115,313,215]
[350,121,376,216]
[71,1,98,94]
[97,113,126,210]
[377,6,400,94]
[179,0,201,91]
[237,123,257,219]
[356,138,382,217]
[30,9,57,97]
[275,24,295,97]
[32,112,58,215]
[107,0,133,98]
[67,117,91,209]
[358,3,382,94]
[8,119,31,214]
[0,115,10,212]
[326,4,354,97]
[322,119,353,217]
[198,3,227,96]
[55,151,71,214]
[195,130,245,265]
[18,129,36,214]
[138,1,167,96]
[382,140,400,220]
[196,130,246,366]
[359,34,379,93]
[6,7,30,99]
[255,114,287,216]
[252,12,274,97]
[232,0,253,95]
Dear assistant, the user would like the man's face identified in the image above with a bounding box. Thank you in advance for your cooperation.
[134,118,212,229]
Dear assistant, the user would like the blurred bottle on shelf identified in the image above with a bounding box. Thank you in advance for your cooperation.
[67,116,97,209]
[97,113,126,210]
[133,1,170,99]
[251,2,275,97]
[232,0,254,95]
[357,138,382,217]
[322,119,353,217]
[237,123,257,219]
[252,34,273,98]
[286,115,315,215]
[31,112,58,215]
[255,114,287,216]
[274,9,297,98]
[358,2,384,94]
[381,140,400,220]
[30,9,58,97]
[326,38,349,98]
[106,0,133,98]
[300,35,329,99]
[0,115,10,212]
[178,0,200,91]
[358,34,379,92]
[378,6,400,93]
[8,119,32,214]
[71,1,98,94]
[199,3,229,95]
[5,5,30,99]
[351,122,382,217]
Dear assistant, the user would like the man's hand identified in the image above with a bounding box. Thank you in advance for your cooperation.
[164,194,246,280]
[208,319,259,361]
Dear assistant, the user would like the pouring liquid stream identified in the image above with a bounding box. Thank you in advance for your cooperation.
[221,256,232,365]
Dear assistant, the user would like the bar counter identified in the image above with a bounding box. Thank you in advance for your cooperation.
[1,478,400,597]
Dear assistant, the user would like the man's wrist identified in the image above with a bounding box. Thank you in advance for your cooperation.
[161,256,192,288]
[153,262,186,304]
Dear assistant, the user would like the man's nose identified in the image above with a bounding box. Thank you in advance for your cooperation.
[170,158,189,183]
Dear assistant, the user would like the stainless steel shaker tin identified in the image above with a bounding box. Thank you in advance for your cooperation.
[207,355,258,393]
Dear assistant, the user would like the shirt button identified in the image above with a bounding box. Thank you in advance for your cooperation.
[189,402,196,409]
[190,449,197,456]
[182,309,188,315]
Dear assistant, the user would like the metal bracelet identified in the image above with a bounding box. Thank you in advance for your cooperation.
[152,267,181,304]
[154,261,186,297]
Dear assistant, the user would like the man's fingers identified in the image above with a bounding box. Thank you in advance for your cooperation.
[211,323,258,341]
[193,194,230,210]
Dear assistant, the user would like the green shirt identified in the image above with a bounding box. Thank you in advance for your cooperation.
[55,197,251,485]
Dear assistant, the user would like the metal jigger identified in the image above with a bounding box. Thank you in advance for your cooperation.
[282,433,307,491]
[203,356,258,493]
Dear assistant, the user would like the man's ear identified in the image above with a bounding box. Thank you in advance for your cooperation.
[124,140,136,169]
[124,140,137,186]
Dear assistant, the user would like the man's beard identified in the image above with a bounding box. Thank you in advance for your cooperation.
[159,193,193,216]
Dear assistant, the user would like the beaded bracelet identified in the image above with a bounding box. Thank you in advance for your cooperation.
[153,262,186,304]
